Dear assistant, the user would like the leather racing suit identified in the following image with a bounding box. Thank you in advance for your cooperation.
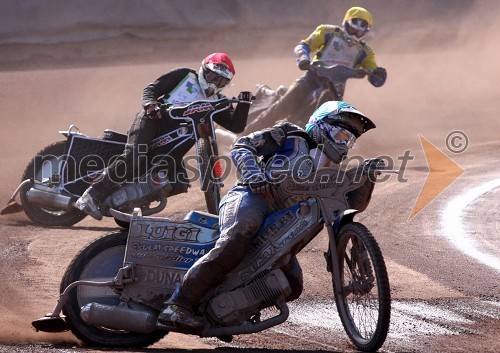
[88,67,250,202]
[170,122,318,310]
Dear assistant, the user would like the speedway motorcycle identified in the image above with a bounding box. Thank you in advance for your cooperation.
[1,97,249,227]
[32,158,395,352]
[245,63,378,133]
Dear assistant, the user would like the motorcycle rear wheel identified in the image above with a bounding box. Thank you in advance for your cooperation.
[316,88,338,109]
[197,137,221,215]
[20,141,87,226]
[333,222,391,352]
[60,230,167,348]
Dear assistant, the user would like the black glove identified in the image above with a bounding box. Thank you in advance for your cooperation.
[369,67,387,87]
[144,103,162,119]
[298,59,311,71]
[248,173,271,195]
[363,158,386,173]
[238,91,253,103]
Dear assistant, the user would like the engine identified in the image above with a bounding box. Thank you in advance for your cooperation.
[105,171,173,210]
[208,269,291,326]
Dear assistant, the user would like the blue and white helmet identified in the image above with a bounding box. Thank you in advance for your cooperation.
[305,101,376,163]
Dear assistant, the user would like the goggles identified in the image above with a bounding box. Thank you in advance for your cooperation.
[325,124,356,148]
[203,63,233,89]
[346,18,369,37]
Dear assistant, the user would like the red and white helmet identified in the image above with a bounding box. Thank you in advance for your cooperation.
[198,52,235,97]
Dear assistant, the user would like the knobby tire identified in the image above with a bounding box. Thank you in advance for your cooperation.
[60,231,167,348]
[333,222,391,352]
[20,141,86,226]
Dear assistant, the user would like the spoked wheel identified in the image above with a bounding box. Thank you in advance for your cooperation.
[20,141,86,226]
[197,137,222,215]
[333,222,391,352]
[60,230,167,347]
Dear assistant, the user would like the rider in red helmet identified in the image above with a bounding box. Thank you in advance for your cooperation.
[76,53,251,220]
[198,52,236,97]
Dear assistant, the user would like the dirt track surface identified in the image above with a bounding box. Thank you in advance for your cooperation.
[1,2,500,353]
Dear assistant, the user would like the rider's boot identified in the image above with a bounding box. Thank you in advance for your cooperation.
[157,287,203,330]
[75,188,103,220]
[157,304,203,331]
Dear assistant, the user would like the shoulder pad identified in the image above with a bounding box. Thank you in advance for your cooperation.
[318,24,341,33]
[288,130,317,148]
[273,121,302,133]
[274,122,317,147]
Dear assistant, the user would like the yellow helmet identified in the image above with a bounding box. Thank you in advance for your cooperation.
[343,7,373,38]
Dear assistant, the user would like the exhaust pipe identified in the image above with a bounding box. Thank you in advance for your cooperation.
[80,302,158,333]
[26,187,74,211]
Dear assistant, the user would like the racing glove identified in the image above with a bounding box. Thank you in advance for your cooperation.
[298,59,311,71]
[248,173,272,195]
[238,91,253,104]
[369,67,387,87]
[144,103,162,119]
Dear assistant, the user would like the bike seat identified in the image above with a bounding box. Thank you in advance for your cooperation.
[184,210,219,230]
[103,129,128,143]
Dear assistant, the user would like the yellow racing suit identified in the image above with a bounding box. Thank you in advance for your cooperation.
[295,24,378,71]
[255,24,384,128]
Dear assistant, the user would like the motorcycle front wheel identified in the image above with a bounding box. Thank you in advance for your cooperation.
[333,222,391,352]
[20,141,86,226]
[60,230,167,348]
[197,137,221,215]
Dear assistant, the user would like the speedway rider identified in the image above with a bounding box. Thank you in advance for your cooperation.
[255,6,387,126]
[76,53,252,220]
[158,100,377,329]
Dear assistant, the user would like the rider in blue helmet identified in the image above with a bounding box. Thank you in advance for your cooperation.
[157,101,375,330]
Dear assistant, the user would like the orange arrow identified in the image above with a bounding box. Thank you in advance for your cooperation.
[409,135,464,219]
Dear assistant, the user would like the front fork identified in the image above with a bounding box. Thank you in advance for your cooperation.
[323,210,359,294]
[324,225,344,296]
[196,123,224,183]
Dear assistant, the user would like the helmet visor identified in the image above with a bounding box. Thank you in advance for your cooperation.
[203,63,233,89]
[326,125,357,148]
[347,18,369,37]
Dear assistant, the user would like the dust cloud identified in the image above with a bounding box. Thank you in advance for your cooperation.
[0,0,499,346]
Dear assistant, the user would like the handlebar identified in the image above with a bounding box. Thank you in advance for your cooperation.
[361,158,400,176]
[161,94,254,120]
[310,62,374,82]
[163,96,253,111]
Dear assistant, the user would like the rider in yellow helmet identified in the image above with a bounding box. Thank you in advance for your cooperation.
[255,6,387,127]
[343,6,373,39]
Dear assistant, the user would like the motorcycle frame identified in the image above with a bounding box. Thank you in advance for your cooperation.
[58,101,229,197]
[17,99,233,217]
